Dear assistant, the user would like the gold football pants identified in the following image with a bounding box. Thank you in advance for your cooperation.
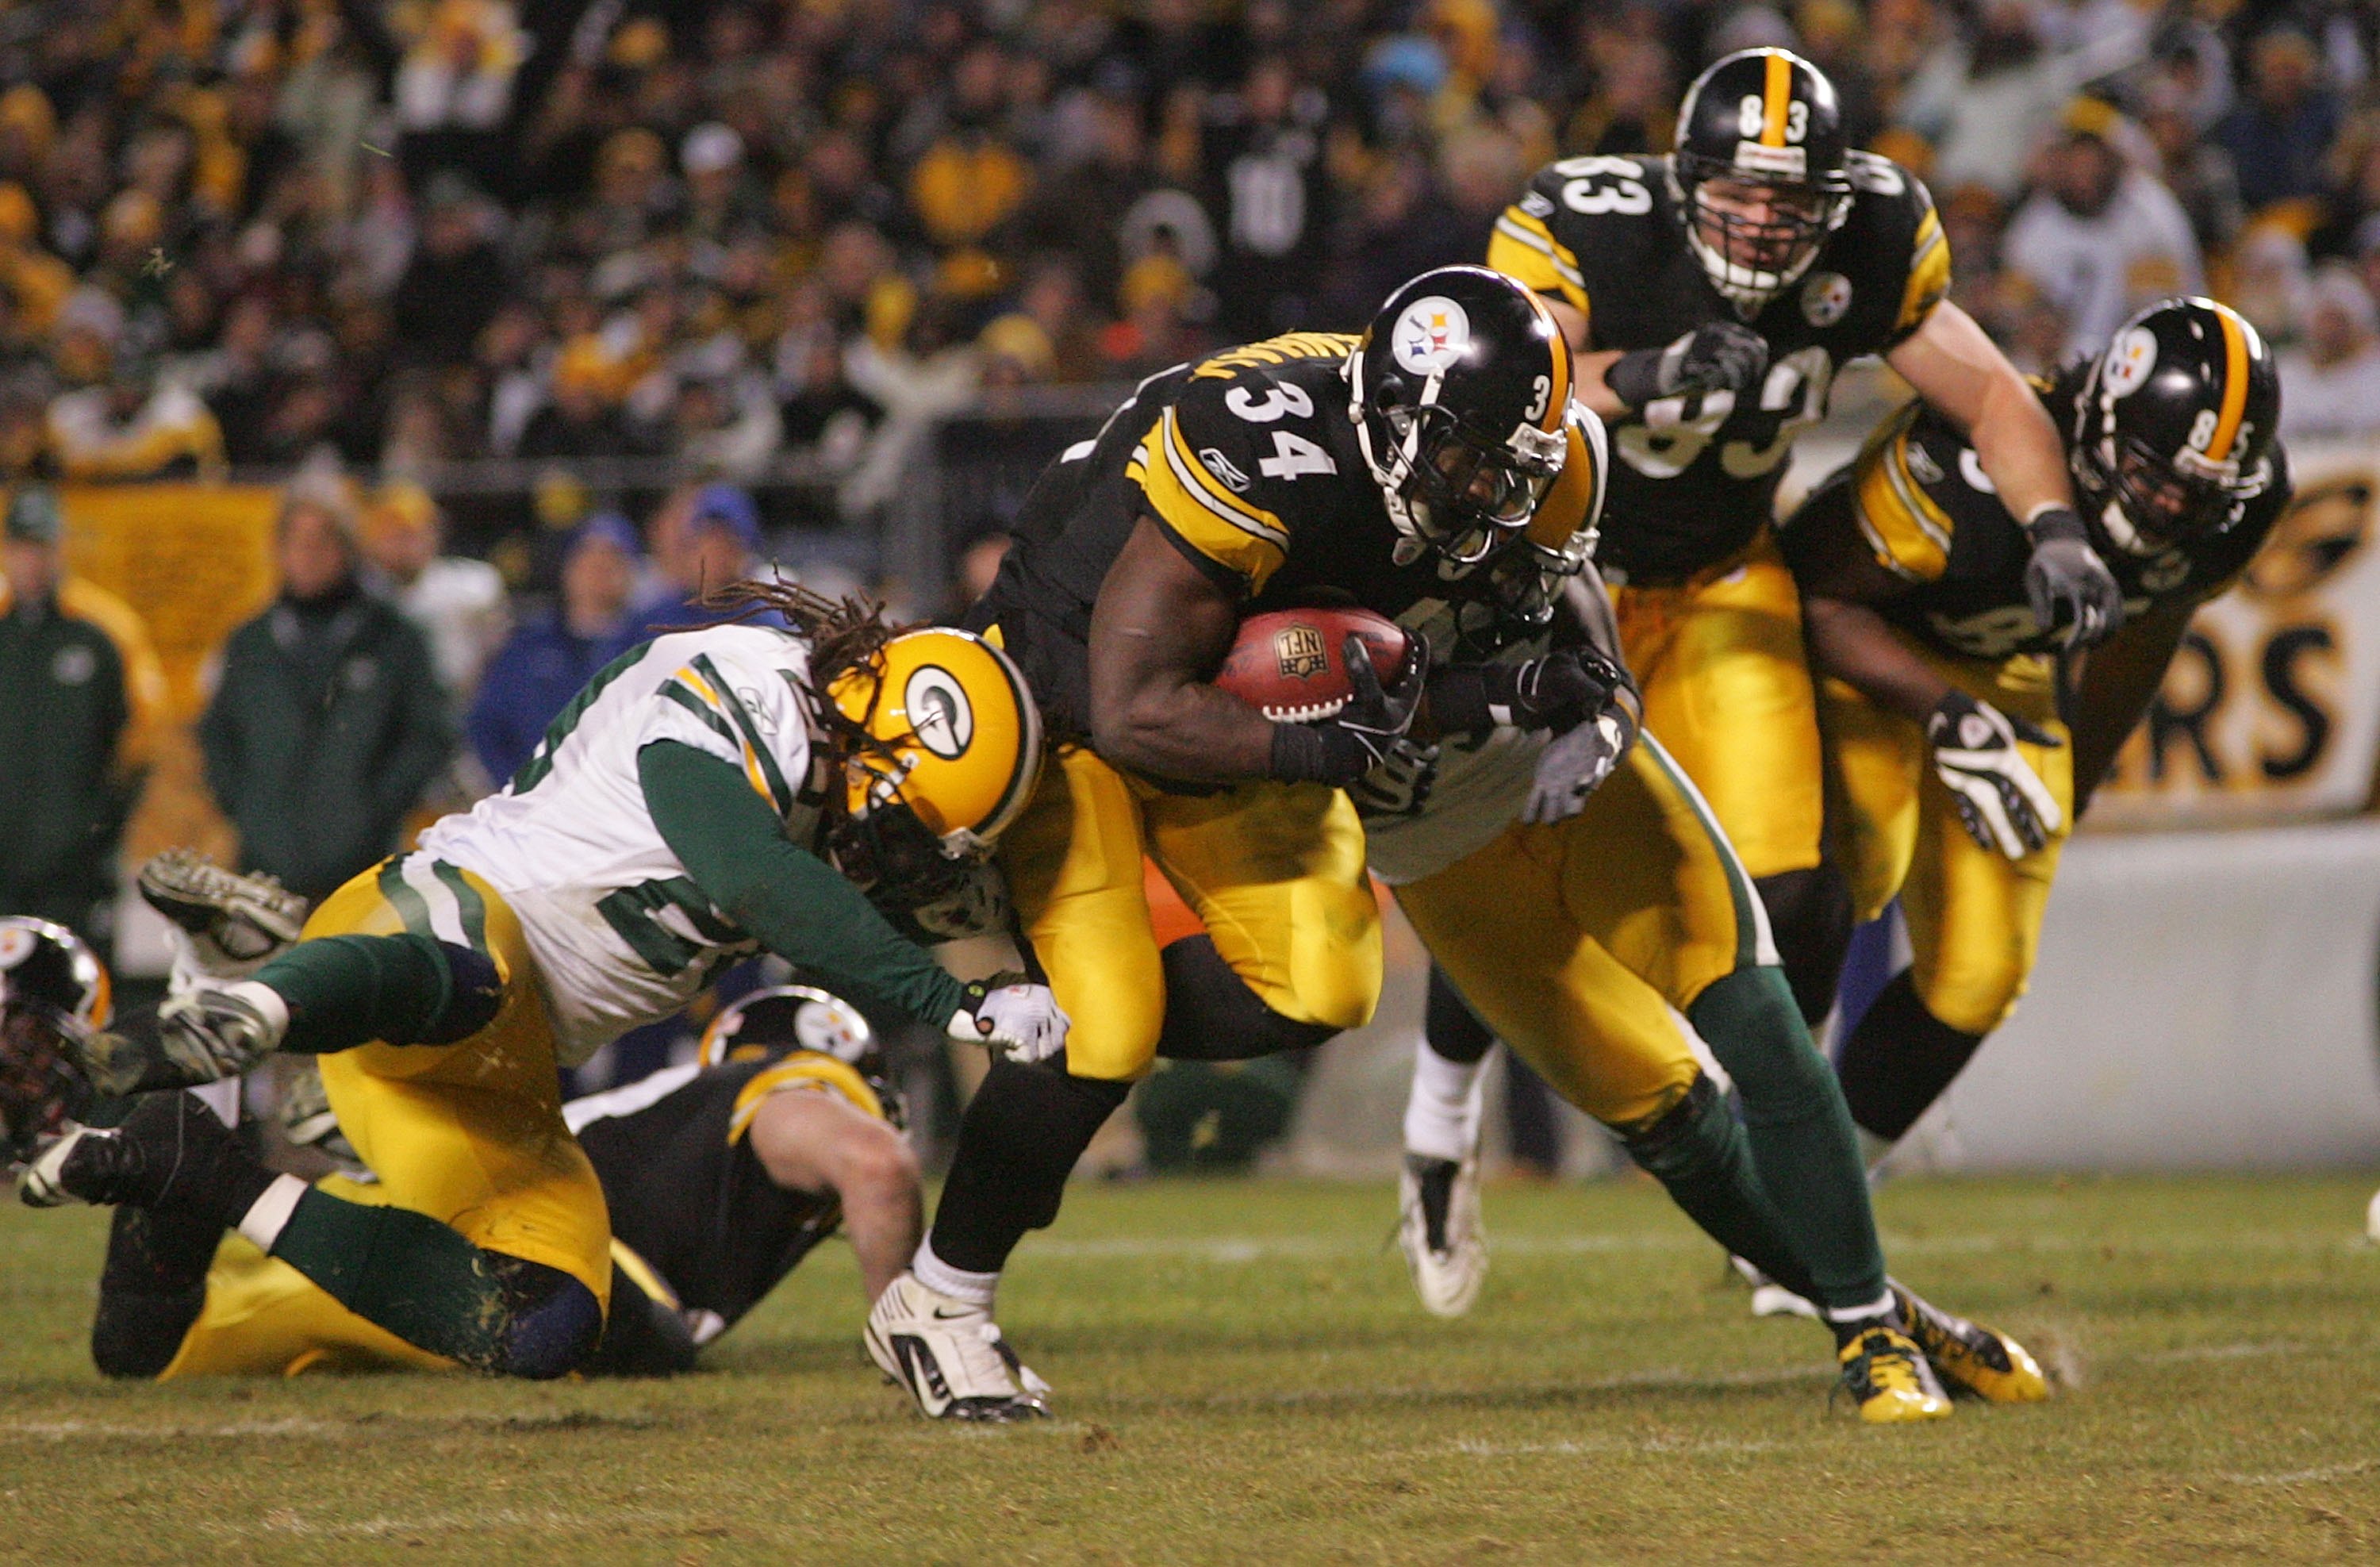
[997,743,1380,1081]
[1395,735,1771,1129]
[1821,644,2072,1035]
[1614,529,1824,881]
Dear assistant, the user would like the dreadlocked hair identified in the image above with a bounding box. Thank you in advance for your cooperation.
[697,577,916,818]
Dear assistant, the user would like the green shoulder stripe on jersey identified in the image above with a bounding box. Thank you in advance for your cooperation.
[660,679,743,747]
[512,643,651,795]
[690,652,796,817]
[377,857,432,939]
[430,861,489,954]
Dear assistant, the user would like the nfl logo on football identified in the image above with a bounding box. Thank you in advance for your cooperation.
[1273,624,1328,678]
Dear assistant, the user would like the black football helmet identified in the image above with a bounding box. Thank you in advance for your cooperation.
[1349,266,1572,570]
[0,918,109,1166]
[1672,48,1854,316]
[2070,298,2279,555]
[697,983,906,1129]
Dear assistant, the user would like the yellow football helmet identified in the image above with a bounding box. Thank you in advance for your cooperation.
[823,626,1042,904]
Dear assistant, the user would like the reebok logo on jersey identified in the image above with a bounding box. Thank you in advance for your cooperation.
[1200,446,1253,493]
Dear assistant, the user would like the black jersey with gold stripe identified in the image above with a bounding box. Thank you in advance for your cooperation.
[1784,370,2290,662]
[971,332,1602,741]
[566,1047,889,1334]
[1487,150,1947,584]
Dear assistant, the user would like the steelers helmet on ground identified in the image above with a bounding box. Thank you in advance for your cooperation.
[0,918,109,1166]
[823,625,1042,908]
[1672,48,1854,316]
[1348,265,1572,570]
[2070,297,2279,555]
[698,983,904,1128]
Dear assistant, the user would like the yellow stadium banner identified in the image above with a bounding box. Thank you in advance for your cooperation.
[56,483,281,862]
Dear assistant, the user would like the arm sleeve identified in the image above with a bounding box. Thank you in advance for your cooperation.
[638,739,972,1030]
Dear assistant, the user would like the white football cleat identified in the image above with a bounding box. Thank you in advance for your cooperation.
[1731,1254,1821,1320]
[1399,1153,1487,1318]
[864,1273,1050,1422]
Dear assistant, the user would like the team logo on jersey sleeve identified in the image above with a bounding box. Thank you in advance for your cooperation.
[904,666,973,759]
[1392,297,1472,375]
[2102,327,2157,397]
[1801,271,1852,327]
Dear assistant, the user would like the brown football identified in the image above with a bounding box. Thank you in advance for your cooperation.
[1211,606,1412,722]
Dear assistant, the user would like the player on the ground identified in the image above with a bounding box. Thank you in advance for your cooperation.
[1400,44,2124,1308]
[17,586,1064,1381]
[43,939,923,1378]
[1777,298,2287,1172]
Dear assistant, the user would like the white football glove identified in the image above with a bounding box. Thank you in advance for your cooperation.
[1928,693,2063,858]
[1522,712,1632,824]
[948,980,1071,1064]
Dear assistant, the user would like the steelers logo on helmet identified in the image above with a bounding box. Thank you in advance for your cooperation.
[903,664,973,760]
[2102,325,2157,398]
[0,926,35,970]
[1391,297,1472,378]
[701,983,877,1068]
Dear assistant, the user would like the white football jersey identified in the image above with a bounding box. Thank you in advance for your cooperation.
[420,625,824,1064]
[1363,725,1548,886]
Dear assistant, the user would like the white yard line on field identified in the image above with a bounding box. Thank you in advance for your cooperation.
[1021,1231,2369,1262]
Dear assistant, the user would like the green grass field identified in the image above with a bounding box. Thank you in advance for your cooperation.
[4,1173,2379,1564]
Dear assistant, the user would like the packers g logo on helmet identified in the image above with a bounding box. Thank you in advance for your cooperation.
[823,627,1042,905]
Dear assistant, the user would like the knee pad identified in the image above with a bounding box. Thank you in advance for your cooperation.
[420,942,504,1045]
[1754,867,1853,1027]
[484,1255,604,1381]
[1156,936,1342,1062]
[1686,968,1836,1125]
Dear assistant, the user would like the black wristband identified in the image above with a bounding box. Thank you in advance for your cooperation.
[1604,347,1670,411]
[1268,721,1367,785]
[1423,665,1495,741]
[2023,505,2087,545]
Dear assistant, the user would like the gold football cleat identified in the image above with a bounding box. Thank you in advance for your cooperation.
[1892,1282,2050,1404]
[1837,1325,1953,1423]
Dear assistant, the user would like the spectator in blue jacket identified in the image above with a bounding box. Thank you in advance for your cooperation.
[466,512,640,786]
[2216,29,2341,217]
[600,483,769,660]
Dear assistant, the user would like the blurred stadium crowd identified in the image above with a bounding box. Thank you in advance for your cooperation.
[2,0,2379,509]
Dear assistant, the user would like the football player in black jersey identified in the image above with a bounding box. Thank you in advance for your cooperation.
[1779,298,2288,1172]
[1398,43,2127,1318]
[63,977,923,1380]
[1481,47,2121,997]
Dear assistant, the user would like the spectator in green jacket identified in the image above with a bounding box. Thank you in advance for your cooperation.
[198,479,454,903]
[0,486,166,959]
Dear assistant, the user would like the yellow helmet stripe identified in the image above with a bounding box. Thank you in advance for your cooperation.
[727,1054,886,1144]
[2206,305,2251,463]
[1761,52,1792,148]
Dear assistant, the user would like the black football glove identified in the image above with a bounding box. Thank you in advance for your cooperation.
[1606,321,1772,411]
[2022,506,2125,651]
[1427,647,1624,739]
[1928,691,2064,858]
[1269,633,1427,788]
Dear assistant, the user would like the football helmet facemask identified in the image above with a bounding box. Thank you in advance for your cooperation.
[698,983,905,1129]
[1349,266,1572,570]
[822,626,1042,912]
[0,918,109,1166]
[1672,48,1854,316]
[2071,297,2279,556]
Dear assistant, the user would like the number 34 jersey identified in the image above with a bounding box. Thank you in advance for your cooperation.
[420,625,826,1064]
[975,332,1598,740]
[1488,151,1948,583]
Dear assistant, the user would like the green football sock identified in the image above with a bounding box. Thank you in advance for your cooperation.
[1687,967,1888,1315]
[255,934,464,1055]
[1619,1075,1823,1304]
[267,1187,515,1369]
